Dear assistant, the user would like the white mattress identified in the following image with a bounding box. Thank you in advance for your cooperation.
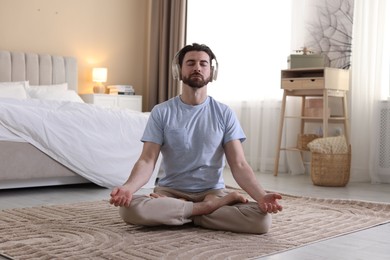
[0,98,160,189]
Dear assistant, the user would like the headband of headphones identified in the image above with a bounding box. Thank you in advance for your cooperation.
[171,44,218,81]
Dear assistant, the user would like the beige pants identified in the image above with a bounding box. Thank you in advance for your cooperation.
[119,187,272,234]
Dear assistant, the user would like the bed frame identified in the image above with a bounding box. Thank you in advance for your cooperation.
[0,50,89,189]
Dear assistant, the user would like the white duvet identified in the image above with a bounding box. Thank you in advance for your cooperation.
[0,98,160,189]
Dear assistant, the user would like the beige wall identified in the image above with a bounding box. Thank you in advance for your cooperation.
[0,0,149,96]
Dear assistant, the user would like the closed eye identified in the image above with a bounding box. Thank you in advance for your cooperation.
[200,61,209,67]
[185,60,210,67]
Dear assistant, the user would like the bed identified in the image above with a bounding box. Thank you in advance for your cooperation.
[0,50,160,190]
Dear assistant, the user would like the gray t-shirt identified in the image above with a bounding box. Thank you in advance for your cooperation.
[141,96,246,192]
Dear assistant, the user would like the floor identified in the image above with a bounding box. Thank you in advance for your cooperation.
[0,171,389,260]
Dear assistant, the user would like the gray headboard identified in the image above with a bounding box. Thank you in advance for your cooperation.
[0,50,78,91]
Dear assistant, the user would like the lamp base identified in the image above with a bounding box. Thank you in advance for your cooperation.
[93,85,106,94]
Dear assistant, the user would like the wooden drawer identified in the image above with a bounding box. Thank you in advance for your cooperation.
[80,94,143,111]
[117,96,142,111]
[281,78,324,90]
[281,68,349,91]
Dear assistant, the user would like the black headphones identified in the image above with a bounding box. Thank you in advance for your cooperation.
[171,47,218,81]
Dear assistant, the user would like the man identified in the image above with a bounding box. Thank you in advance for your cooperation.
[110,43,282,234]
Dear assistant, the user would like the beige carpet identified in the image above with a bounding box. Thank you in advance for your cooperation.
[0,192,390,260]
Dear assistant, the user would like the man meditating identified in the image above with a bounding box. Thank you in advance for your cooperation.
[109,43,282,234]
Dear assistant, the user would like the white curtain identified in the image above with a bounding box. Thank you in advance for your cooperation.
[350,0,390,183]
[187,0,292,173]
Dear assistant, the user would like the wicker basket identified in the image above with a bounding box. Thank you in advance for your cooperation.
[297,134,320,150]
[310,147,351,187]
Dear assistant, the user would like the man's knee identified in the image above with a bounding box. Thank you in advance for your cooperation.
[228,210,272,234]
[119,196,152,225]
[252,212,272,234]
[232,202,273,234]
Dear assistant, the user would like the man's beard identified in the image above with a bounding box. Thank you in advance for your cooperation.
[182,73,211,89]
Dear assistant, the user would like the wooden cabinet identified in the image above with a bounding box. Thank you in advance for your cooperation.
[80,94,142,112]
[274,68,350,176]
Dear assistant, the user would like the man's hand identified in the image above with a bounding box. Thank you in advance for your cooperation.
[257,193,283,213]
[109,186,133,207]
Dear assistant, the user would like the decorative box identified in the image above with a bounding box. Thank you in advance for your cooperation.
[303,98,331,117]
[287,54,326,69]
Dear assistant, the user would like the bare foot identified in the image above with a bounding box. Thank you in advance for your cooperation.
[204,191,248,205]
[149,193,166,198]
[192,191,248,216]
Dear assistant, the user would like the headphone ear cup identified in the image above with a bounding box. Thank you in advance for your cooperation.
[212,66,217,81]
[211,61,218,81]
[172,62,181,80]
[172,51,182,80]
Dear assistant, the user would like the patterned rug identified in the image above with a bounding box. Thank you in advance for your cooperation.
[0,192,390,259]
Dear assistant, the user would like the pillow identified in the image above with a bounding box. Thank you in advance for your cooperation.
[0,82,29,99]
[307,135,348,154]
[27,83,68,98]
[30,89,84,103]
[0,80,29,88]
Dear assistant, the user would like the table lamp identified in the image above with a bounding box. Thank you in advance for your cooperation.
[92,67,107,93]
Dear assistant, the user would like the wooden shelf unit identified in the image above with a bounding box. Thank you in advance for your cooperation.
[274,67,350,176]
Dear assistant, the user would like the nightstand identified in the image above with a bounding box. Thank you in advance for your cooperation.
[80,94,142,112]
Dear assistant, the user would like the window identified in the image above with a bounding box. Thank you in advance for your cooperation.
[187,0,292,101]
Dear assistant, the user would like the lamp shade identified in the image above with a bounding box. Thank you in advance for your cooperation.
[92,68,107,83]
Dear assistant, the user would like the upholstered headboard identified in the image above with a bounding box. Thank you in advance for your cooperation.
[0,50,78,91]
